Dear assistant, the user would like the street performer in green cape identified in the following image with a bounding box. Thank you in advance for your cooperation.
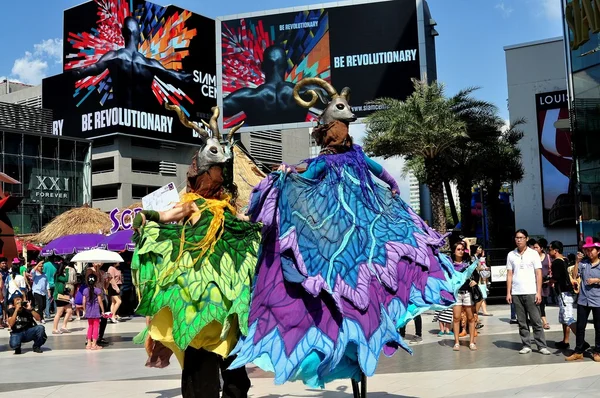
[131,104,261,398]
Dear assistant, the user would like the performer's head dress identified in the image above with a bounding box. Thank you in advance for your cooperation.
[228,78,476,387]
[131,105,262,368]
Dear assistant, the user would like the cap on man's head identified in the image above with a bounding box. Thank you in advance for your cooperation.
[12,258,20,264]
[30,260,37,266]
[8,291,23,304]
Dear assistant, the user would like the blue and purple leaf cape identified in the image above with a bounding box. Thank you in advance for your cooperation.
[229,145,473,387]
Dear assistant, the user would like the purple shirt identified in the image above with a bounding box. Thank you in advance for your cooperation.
[83,287,103,319]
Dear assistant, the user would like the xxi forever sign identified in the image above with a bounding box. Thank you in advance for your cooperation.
[27,168,78,206]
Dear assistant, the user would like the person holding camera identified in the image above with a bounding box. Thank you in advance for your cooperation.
[7,292,47,354]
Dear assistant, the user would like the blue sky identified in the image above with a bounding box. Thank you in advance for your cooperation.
[0,0,565,201]
[0,0,563,121]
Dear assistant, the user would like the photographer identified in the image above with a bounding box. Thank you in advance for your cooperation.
[7,293,47,354]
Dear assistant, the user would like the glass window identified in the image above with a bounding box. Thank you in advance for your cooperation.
[23,135,40,157]
[40,205,59,228]
[59,161,77,207]
[92,184,120,201]
[21,204,40,234]
[42,137,58,158]
[132,185,161,200]
[92,157,115,174]
[59,139,75,161]
[39,158,58,205]
[3,155,22,195]
[75,141,90,162]
[4,132,21,154]
[131,159,160,174]
[6,205,23,235]
[22,156,41,204]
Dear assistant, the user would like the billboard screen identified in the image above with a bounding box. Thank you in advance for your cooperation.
[535,90,575,227]
[42,0,216,144]
[220,0,420,128]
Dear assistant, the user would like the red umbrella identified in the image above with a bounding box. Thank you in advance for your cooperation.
[15,238,41,253]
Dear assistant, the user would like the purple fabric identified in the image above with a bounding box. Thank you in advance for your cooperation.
[304,146,381,209]
[377,168,399,193]
[41,234,106,256]
[83,287,103,319]
[98,229,135,252]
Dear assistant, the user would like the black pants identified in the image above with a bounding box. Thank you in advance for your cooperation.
[575,305,600,354]
[182,347,250,398]
[33,293,47,320]
[98,298,109,340]
[400,315,422,337]
[539,297,547,318]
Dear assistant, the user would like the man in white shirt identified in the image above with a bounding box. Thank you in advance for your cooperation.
[506,229,550,355]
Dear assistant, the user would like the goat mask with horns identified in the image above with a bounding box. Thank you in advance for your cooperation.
[292,78,357,147]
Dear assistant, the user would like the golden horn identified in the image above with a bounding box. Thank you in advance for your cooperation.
[165,103,208,139]
[292,77,338,109]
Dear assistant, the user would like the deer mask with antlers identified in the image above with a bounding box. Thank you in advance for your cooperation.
[165,104,243,196]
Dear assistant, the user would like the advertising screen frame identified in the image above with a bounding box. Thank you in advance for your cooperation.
[535,89,575,227]
[215,0,427,132]
[43,0,217,146]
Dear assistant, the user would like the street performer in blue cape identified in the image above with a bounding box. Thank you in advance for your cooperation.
[226,76,477,396]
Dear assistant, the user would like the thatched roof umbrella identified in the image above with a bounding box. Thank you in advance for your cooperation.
[27,206,112,245]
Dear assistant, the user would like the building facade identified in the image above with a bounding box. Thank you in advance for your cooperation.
[504,37,575,244]
[0,103,91,234]
[562,0,600,240]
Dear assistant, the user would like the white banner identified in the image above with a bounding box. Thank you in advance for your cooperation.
[491,265,508,283]
[142,182,179,212]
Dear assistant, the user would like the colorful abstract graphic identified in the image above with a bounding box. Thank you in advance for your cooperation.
[65,0,196,112]
[221,10,330,127]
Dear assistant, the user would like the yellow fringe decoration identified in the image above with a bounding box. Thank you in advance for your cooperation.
[157,192,236,284]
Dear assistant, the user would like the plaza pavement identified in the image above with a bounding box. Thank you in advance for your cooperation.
[1,305,600,397]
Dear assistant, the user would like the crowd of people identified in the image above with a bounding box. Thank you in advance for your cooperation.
[505,229,599,360]
[1,228,599,366]
[0,255,137,354]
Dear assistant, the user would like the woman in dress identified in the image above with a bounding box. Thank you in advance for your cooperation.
[451,242,480,351]
[228,78,475,389]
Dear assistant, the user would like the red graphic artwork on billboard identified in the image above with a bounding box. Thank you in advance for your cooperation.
[536,90,575,227]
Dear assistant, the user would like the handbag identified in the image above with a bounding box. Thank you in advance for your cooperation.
[470,284,482,302]
[478,283,488,300]
[56,293,71,303]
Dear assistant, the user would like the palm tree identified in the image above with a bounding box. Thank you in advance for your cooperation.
[365,78,472,233]
[479,119,525,247]
[445,107,505,236]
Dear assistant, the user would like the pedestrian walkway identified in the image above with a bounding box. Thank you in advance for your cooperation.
[1,305,599,397]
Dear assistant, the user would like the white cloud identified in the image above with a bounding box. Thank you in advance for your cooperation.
[495,1,514,18]
[11,52,48,85]
[34,38,63,63]
[7,38,62,85]
[539,0,562,20]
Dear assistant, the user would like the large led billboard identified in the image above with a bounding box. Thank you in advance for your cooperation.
[536,90,576,227]
[42,0,216,144]
[219,0,420,129]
